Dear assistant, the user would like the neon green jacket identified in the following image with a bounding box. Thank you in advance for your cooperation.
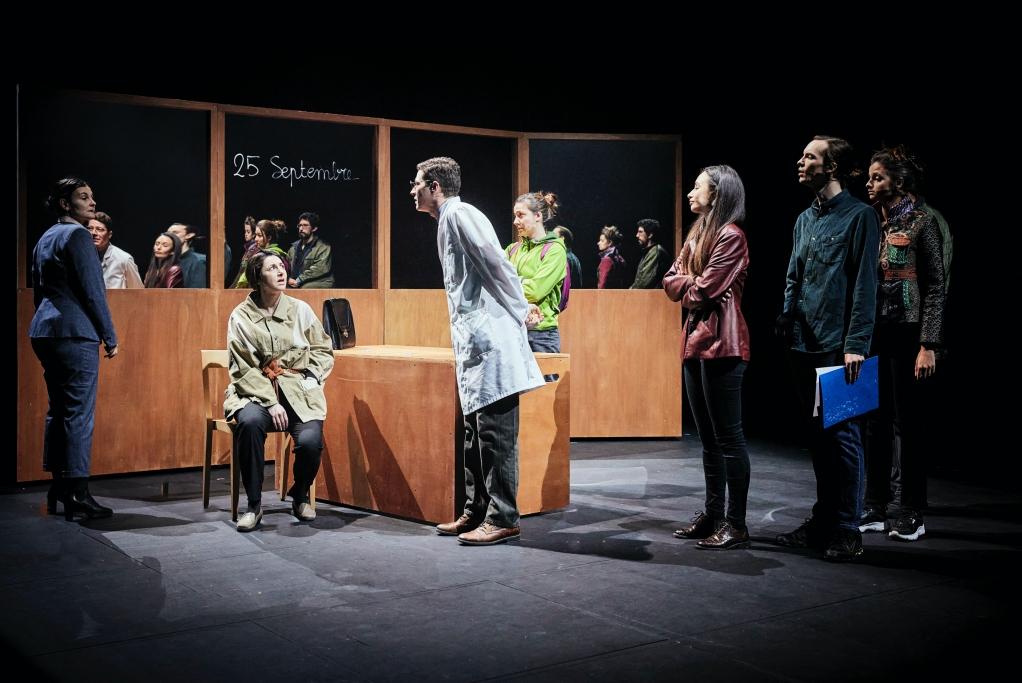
[505,232,567,331]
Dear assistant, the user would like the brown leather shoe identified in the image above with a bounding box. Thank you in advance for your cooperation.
[457,521,521,545]
[673,512,720,539]
[436,513,479,536]
[696,521,750,550]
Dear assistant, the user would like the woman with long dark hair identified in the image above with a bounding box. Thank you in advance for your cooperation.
[664,165,752,549]
[30,177,119,520]
[143,232,183,288]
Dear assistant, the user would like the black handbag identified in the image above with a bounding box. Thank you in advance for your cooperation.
[322,298,356,350]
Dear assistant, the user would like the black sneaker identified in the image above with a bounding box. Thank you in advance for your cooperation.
[889,513,925,542]
[776,518,827,550]
[823,529,864,561]
[858,505,888,533]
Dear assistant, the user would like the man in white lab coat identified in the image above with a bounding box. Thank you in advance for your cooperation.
[411,156,544,545]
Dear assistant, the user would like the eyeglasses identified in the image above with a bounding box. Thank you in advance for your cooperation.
[409,179,434,188]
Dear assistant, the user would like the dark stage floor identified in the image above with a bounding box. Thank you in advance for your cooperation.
[2,438,1018,682]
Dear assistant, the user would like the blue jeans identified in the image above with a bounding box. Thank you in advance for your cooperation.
[462,393,520,528]
[788,350,865,533]
[528,328,560,382]
[684,358,750,528]
[233,395,323,509]
[31,338,100,478]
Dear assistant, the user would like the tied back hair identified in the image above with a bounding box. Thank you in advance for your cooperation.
[870,143,926,195]
[514,190,560,227]
[814,135,861,187]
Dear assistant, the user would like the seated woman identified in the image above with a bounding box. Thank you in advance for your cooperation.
[234,219,289,288]
[224,251,334,531]
[143,232,183,288]
[596,225,628,289]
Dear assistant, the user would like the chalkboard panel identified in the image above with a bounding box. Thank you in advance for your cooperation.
[225,114,375,288]
[528,139,677,288]
[390,129,515,289]
[19,89,210,286]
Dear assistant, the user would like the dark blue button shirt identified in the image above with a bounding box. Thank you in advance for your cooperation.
[782,190,880,356]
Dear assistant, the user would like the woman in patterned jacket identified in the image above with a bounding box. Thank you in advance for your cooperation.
[860,146,946,543]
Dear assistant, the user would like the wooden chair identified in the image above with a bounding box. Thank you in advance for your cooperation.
[201,350,310,521]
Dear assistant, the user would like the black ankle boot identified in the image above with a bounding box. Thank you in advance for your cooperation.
[46,472,66,515]
[65,478,113,521]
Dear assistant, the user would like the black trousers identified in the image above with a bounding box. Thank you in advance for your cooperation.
[683,358,750,528]
[234,395,323,509]
[866,324,930,513]
[462,393,520,528]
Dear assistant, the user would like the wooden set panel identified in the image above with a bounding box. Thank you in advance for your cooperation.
[317,347,569,523]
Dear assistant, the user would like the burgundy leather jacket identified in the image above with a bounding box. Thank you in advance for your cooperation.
[663,224,750,361]
[148,264,183,289]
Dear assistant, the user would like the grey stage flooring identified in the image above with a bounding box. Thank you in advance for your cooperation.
[1,438,1018,682]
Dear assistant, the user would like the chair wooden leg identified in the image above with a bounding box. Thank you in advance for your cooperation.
[230,442,241,522]
[202,426,213,509]
[273,432,282,500]
[279,433,292,501]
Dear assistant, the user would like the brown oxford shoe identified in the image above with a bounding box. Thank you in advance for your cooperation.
[696,521,751,550]
[673,512,720,539]
[457,521,521,545]
[436,513,479,536]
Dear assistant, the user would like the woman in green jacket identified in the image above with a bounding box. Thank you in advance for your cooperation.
[506,191,568,360]
[234,219,289,288]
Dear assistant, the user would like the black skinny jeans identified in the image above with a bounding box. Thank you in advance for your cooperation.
[683,358,750,528]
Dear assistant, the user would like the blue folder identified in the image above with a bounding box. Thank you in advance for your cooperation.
[819,356,879,429]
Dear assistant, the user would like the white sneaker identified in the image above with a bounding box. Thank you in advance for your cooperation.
[237,508,263,532]
[293,501,316,521]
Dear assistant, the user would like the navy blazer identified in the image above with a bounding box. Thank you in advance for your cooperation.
[30,222,117,348]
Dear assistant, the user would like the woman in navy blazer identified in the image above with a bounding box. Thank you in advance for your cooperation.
[29,178,119,520]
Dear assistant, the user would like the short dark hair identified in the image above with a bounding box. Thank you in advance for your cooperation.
[245,250,285,292]
[169,222,201,243]
[417,157,461,196]
[636,218,660,240]
[553,225,574,250]
[298,211,320,229]
[46,177,89,216]
[93,211,113,230]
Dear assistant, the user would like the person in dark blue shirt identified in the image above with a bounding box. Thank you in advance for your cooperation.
[167,222,207,288]
[775,136,880,562]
